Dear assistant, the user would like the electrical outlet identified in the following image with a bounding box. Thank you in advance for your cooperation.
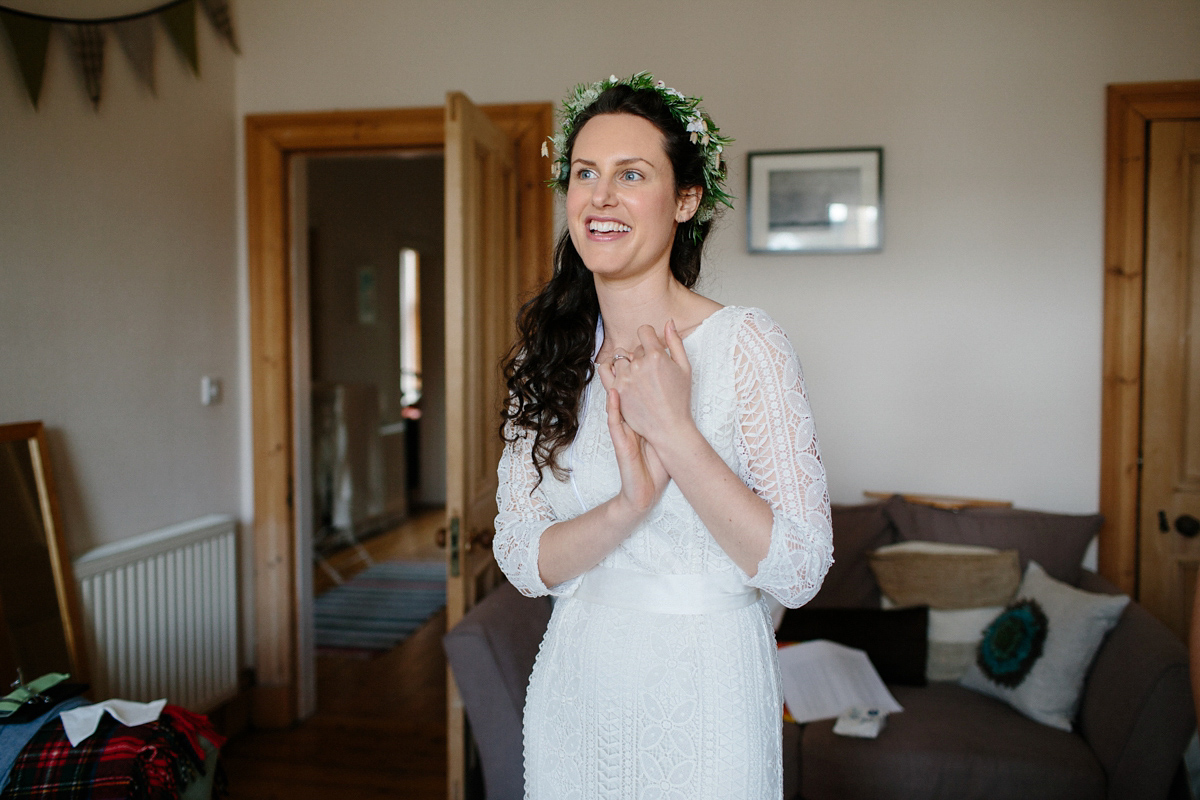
[201,376,222,406]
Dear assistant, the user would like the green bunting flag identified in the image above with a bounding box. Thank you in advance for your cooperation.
[0,10,51,108]
[114,16,156,94]
[160,0,198,76]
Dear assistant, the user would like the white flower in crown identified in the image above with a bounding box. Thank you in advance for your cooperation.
[541,140,549,158]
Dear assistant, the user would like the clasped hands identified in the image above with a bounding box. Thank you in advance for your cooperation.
[596,320,694,517]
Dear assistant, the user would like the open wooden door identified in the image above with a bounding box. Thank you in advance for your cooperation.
[444,91,520,800]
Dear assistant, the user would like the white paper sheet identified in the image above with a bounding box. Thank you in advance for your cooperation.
[777,639,903,724]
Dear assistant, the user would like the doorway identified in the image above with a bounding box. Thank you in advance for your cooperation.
[243,104,552,730]
[1099,82,1200,630]
[305,152,447,582]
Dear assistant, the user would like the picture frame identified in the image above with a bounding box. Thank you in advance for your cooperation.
[747,147,883,254]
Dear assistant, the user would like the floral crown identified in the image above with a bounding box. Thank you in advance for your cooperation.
[542,72,734,232]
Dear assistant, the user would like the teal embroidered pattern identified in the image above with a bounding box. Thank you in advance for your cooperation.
[977,599,1048,688]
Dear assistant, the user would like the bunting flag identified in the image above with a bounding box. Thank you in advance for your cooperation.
[159,0,197,76]
[65,23,105,109]
[0,9,50,107]
[0,0,237,111]
[114,16,156,94]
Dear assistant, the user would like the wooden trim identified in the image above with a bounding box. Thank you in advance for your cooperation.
[244,103,553,728]
[862,491,1012,510]
[1101,81,1200,594]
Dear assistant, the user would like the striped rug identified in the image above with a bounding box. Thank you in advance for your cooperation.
[315,560,447,656]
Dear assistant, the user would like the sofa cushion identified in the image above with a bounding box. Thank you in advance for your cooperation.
[801,682,1106,800]
[776,605,928,686]
[960,562,1129,732]
[884,496,1099,586]
[869,541,1021,609]
[870,540,1020,682]
[922,605,1004,682]
[810,501,896,608]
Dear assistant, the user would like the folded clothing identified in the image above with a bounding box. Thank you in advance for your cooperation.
[0,696,90,795]
[0,703,226,799]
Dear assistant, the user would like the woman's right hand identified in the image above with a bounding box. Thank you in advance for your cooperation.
[598,375,670,520]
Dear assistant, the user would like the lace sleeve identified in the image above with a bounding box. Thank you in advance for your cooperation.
[733,309,834,608]
[493,421,579,598]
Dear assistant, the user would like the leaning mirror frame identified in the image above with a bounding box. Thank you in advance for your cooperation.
[0,421,88,690]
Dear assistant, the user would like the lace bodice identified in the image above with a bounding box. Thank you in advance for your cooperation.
[494,305,833,607]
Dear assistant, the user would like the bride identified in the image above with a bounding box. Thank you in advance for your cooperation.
[494,72,833,799]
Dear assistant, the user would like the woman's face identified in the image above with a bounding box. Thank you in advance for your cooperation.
[566,113,699,282]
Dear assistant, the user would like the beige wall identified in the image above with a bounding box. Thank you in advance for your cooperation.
[0,21,239,554]
[237,0,1200,514]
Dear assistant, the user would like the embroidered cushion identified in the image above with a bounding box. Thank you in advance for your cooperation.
[960,561,1129,731]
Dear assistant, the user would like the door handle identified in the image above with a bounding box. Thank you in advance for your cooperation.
[1175,514,1200,539]
[465,527,494,552]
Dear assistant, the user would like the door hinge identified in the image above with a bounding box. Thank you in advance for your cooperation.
[449,515,461,577]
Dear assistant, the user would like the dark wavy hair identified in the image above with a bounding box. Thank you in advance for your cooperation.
[501,83,720,481]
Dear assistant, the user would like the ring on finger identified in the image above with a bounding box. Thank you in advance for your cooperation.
[612,353,629,364]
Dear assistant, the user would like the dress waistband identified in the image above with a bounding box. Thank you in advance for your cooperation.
[572,567,760,615]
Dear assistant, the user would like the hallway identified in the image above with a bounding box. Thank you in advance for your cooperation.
[222,511,448,798]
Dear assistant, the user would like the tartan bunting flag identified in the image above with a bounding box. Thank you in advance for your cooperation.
[65,23,105,109]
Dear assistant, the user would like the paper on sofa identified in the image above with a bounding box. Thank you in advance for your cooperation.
[777,639,903,724]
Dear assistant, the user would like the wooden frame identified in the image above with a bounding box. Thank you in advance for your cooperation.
[0,421,88,688]
[244,104,553,727]
[1101,81,1200,594]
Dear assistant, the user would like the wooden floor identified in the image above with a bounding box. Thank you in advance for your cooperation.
[221,509,449,799]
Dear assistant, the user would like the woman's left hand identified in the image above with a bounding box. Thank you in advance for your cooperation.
[597,320,694,448]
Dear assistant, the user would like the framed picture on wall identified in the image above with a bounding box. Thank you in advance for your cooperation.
[747,148,883,254]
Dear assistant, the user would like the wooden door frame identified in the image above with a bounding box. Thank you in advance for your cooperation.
[1101,81,1200,595]
[244,103,553,728]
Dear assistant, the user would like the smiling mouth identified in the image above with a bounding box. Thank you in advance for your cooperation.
[589,220,631,234]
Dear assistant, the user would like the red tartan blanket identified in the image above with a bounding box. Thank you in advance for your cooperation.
[1,704,225,800]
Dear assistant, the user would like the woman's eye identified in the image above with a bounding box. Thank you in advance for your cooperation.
[575,167,596,180]
[622,170,642,181]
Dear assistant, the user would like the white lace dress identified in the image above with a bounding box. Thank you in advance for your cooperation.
[494,305,834,800]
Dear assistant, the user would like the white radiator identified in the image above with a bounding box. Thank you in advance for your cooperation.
[74,515,239,712]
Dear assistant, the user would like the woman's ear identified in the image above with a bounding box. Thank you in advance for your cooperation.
[675,186,703,223]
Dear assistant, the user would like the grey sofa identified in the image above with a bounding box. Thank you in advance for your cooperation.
[445,497,1195,800]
